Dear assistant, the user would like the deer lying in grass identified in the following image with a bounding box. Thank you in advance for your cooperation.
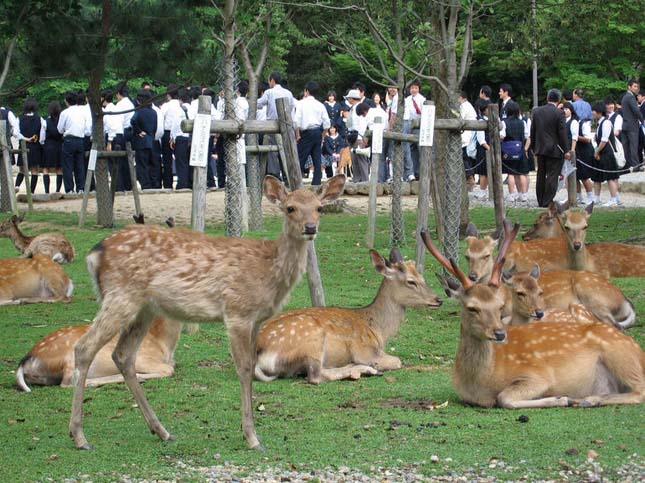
[255,248,442,384]
[422,221,645,409]
[68,174,346,451]
[522,202,566,241]
[0,254,73,305]
[0,214,75,264]
[464,226,636,328]
[16,317,181,392]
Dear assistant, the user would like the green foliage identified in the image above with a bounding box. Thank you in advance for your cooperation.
[0,207,643,482]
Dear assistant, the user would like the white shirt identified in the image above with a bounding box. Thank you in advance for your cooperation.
[566,117,579,142]
[82,103,92,137]
[256,105,267,121]
[293,96,330,130]
[170,102,191,140]
[459,100,478,147]
[365,105,387,131]
[403,93,426,121]
[103,102,123,141]
[256,84,295,120]
[152,104,164,141]
[116,96,135,130]
[1,108,22,141]
[476,115,488,146]
[235,96,249,121]
[161,99,182,130]
[57,105,89,138]
[579,120,592,140]
[186,99,218,120]
[598,117,612,143]
[609,112,623,135]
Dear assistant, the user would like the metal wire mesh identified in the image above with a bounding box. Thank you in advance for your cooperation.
[441,130,463,263]
[390,139,405,246]
[246,132,263,231]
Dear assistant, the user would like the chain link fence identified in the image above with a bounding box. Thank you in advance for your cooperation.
[390,140,405,246]
[441,129,463,263]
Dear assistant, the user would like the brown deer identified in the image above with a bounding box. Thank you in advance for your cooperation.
[16,317,181,392]
[464,227,636,328]
[522,201,566,241]
[255,248,443,384]
[0,214,75,264]
[0,254,73,305]
[422,222,645,409]
[68,174,346,451]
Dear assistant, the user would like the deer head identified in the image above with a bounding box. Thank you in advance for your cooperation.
[0,214,24,235]
[264,174,346,241]
[464,223,499,283]
[556,202,593,252]
[369,248,443,308]
[522,202,566,241]
[502,264,545,323]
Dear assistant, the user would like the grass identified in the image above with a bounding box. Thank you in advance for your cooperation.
[0,207,643,482]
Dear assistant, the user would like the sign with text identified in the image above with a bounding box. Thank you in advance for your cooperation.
[88,149,98,171]
[418,104,436,147]
[371,119,384,154]
[189,113,211,167]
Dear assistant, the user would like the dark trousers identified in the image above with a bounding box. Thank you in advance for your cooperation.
[108,134,132,192]
[135,147,153,189]
[161,130,174,188]
[621,129,640,168]
[536,155,563,207]
[151,140,162,188]
[174,136,191,189]
[62,136,86,193]
[298,128,323,185]
[215,135,226,188]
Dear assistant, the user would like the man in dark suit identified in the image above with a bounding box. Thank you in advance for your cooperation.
[620,79,644,170]
[130,89,158,190]
[530,88,568,207]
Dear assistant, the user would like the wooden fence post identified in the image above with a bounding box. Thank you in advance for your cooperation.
[0,121,18,214]
[415,101,435,272]
[487,105,505,232]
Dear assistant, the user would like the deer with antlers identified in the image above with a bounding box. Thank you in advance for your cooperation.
[0,214,75,264]
[422,221,644,409]
[255,248,442,384]
[68,174,346,451]
[0,254,73,305]
[464,225,636,328]
[16,317,181,392]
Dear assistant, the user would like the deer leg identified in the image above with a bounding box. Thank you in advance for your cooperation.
[69,310,122,450]
[497,380,574,408]
[111,312,173,442]
[319,364,379,382]
[367,353,402,372]
[228,321,263,451]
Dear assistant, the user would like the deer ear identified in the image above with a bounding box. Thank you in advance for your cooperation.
[530,264,540,279]
[436,272,462,299]
[389,247,404,264]
[318,174,346,204]
[465,223,478,238]
[554,201,567,215]
[501,270,513,284]
[370,249,396,277]
[585,202,594,216]
[263,176,289,204]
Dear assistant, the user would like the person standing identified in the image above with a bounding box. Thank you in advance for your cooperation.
[572,88,593,122]
[160,85,182,189]
[294,81,330,185]
[530,88,568,207]
[102,89,126,192]
[115,84,135,191]
[402,79,425,181]
[459,91,478,189]
[498,83,512,119]
[42,101,64,193]
[57,91,89,193]
[591,102,622,206]
[501,100,530,203]
[170,89,193,190]
[130,89,157,190]
[620,79,644,170]
[15,98,45,193]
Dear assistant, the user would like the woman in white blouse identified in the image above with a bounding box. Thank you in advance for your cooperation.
[591,102,621,207]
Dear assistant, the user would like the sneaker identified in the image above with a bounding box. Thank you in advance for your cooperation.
[474,189,488,201]
[407,174,415,182]
[577,194,584,205]
[505,192,518,203]
[602,198,618,207]
[519,193,529,203]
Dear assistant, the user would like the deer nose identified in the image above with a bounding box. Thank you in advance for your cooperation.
[534,309,544,319]
[493,329,507,342]
[434,298,443,306]
[573,242,582,250]
[468,272,478,282]
[303,224,318,235]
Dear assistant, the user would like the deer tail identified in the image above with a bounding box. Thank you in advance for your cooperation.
[254,352,279,382]
[86,242,105,302]
[16,355,32,393]
[616,299,636,330]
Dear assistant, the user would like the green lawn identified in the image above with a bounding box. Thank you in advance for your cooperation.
[0,207,643,482]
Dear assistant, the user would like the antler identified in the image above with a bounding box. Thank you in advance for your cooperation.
[489,219,520,287]
[420,230,473,289]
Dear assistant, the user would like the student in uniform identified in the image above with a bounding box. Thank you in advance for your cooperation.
[57,91,88,193]
[591,102,622,207]
[42,101,64,193]
[16,98,45,193]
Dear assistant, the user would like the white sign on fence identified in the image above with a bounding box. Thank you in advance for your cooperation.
[419,104,436,147]
[88,149,98,171]
[371,120,384,155]
[189,113,211,167]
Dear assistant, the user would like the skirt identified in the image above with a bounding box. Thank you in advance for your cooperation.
[41,139,62,169]
[474,145,488,176]
[502,152,530,175]
[590,146,619,182]
[575,142,594,180]
[17,142,42,169]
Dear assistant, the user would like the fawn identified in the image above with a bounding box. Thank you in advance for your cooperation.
[17,317,181,392]
[68,174,346,451]
[422,221,644,409]
[0,214,75,264]
[0,254,73,305]
[255,248,442,383]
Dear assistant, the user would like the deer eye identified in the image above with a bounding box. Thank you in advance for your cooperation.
[465,255,471,261]
[317,206,323,213]
[407,280,418,287]
[287,206,296,213]
[583,226,587,230]
[467,307,479,313]
[483,255,490,259]
[538,291,544,296]
[517,293,525,298]
[565,226,570,230]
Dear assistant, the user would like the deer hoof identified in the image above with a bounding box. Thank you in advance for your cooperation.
[251,443,266,452]
[164,434,177,442]
[78,443,94,451]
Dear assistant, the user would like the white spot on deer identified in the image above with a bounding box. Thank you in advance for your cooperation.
[279,337,285,343]
[290,329,295,336]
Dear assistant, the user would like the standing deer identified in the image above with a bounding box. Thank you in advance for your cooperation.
[422,222,644,409]
[16,317,181,392]
[255,248,442,384]
[68,174,346,451]
[0,214,75,264]
[0,254,73,305]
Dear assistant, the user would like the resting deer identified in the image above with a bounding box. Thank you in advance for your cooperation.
[68,174,346,451]
[464,225,636,328]
[422,221,645,409]
[0,254,73,305]
[522,202,566,241]
[16,317,181,392]
[255,248,442,384]
[0,214,75,264]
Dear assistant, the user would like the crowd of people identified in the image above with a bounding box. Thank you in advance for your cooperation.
[1,75,643,209]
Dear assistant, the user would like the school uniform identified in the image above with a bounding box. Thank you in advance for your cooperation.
[403,92,425,179]
[58,105,89,193]
[574,120,594,181]
[170,103,192,189]
[257,83,295,180]
[103,102,129,191]
[42,116,63,169]
[295,95,331,185]
[591,117,620,183]
[17,113,45,169]
[131,105,158,190]
[501,117,529,175]
[161,98,183,189]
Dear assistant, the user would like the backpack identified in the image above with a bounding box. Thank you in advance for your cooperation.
[501,140,523,161]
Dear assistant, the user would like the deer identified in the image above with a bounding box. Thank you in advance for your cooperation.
[0,214,75,264]
[16,316,181,392]
[254,248,443,384]
[464,225,636,328]
[421,221,645,409]
[68,174,346,452]
[0,254,74,305]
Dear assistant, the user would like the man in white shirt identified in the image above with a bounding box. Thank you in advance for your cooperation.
[403,79,425,181]
[256,72,295,180]
[102,88,128,192]
[115,84,135,190]
[169,89,193,189]
[160,85,183,189]
[498,83,512,119]
[459,92,478,189]
[57,91,89,193]
[294,81,330,185]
